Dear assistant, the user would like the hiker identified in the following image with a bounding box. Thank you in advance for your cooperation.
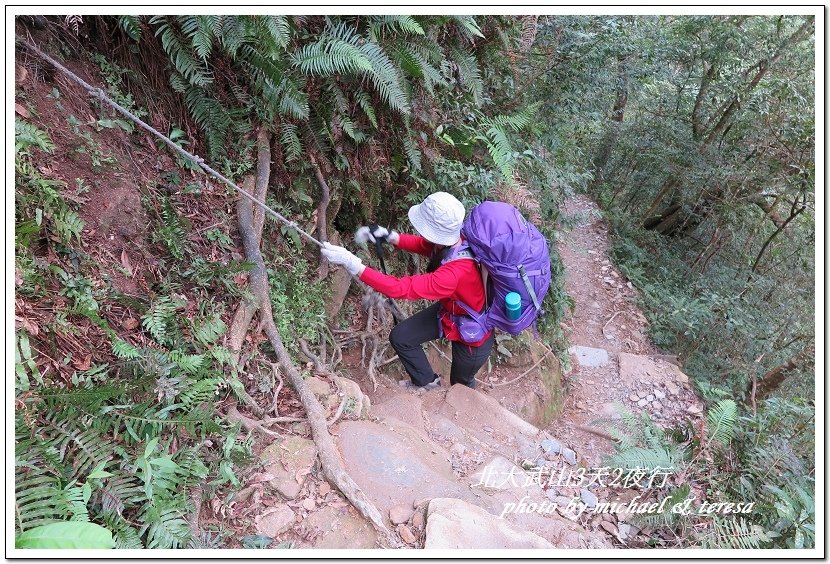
[321,192,494,390]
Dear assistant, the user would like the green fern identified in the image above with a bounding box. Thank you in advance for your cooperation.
[490,101,541,131]
[453,15,485,41]
[605,446,685,472]
[359,41,410,115]
[279,123,304,162]
[292,24,373,75]
[402,123,422,172]
[141,505,192,549]
[39,414,113,483]
[705,399,738,447]
[16,119,55,155]
[449,45,484,106]
[700,516,775,549]
[157,196,187,260]
[178,377,221,409]
[181,84,232,158]
[355,90,379,129]
[481,124,514,181]
[118,15,142,41]
[141,296,176,345]
[151,16,214,87]
[371,15,425,37]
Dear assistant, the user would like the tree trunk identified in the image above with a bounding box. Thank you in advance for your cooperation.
[589,57,629,191]
[748,344,814,403]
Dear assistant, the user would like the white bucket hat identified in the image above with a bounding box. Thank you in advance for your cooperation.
[408,192,466,246]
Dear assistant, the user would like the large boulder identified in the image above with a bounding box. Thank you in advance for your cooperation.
[424,497,554,549]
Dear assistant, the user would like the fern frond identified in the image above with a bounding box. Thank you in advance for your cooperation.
[452,15,485,41]
[279,123,304,162]
[489,101,541,131]
[182,85,232,158]
[151,16,213,87]
[169,351,205,374]
[449,45,483,106]
[355,90,378,129]
[16,119,55,155]
[14,464,64,532]
[701,516,774,549]
[112,338,141,360]
[360,41,410,115]
[292,24,373,76]
[39,414,114,482]
[178,378,221,409]
[402,124,422,171]
[118,15,142,41]
[141,296,179,345]
[187,15,221,59]
[260,15,290,49]
[605,446,685,472]
[371,15,425,36]
[140,505,191,549]
[706,399,738,447]
[482,124,514,182]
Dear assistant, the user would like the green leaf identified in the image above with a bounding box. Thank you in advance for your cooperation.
[16,522,114,549]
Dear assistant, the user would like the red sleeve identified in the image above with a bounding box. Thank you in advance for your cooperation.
[395,233,435,257]
[360,264,460,301]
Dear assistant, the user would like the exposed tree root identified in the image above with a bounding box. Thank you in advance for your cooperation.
[236,180,392,541]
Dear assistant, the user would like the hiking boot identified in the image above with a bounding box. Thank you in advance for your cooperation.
[398,375,441,391]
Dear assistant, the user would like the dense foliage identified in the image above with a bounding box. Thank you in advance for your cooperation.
[14,13,815,550]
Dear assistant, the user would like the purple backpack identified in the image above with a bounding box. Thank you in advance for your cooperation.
[448,201,552,337]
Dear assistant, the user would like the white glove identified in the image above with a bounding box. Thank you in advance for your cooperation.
[321,242,364,276]
[355,225,400,246]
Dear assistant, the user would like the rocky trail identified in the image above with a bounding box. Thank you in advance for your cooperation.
[218,194,704,551]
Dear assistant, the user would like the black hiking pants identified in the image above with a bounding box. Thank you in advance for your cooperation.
[389,302,495,388]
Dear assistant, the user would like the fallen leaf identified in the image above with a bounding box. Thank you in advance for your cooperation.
[15,103,29,118]
[120,249,133,276]
[16,64,28,83]
[15,268,23,286]
[72,354,92,371]
[318,482,331,496]
[295,467,312,484]
[122,318,139,330]
[249,472,276,484]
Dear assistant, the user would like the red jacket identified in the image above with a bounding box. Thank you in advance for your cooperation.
[359,233,492,346]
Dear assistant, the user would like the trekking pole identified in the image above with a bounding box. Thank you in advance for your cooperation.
[370,226,402,326]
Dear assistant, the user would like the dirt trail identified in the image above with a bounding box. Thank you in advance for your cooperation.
[550,194,701,467]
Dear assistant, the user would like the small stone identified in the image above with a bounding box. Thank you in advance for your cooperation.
[535,458,547,468]
[666,382,680,395]
[255,505,295,537]
[600,521,618,535]
[628,394,638,402]
[637,398,648,408]
[318,482,331,496]
[397,524,417,544]
[555,496,573,507]
[390,504,415,525]
[601,512,615,523]
[654,390,666,400]
[652,401,661,410]
[618,523,640,540]
[541,438,562,455]
[545,489,558,502]
[302,498,316,511]
[580,488,598,508]
[450,443,467,456]
[412,510,424,530]
[482,426,494,433]
[637,391,648,399]
[687,404,703,415]
[562,448,577,466]
[646,394,655,402]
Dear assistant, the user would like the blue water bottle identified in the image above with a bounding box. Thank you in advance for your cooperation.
[505,292,522,321]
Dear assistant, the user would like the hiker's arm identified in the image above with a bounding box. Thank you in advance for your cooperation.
[395,233,435,256]
[360,265,458,300]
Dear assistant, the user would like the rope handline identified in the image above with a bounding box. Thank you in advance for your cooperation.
[21,39,405,322]
[21,39,322,248]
